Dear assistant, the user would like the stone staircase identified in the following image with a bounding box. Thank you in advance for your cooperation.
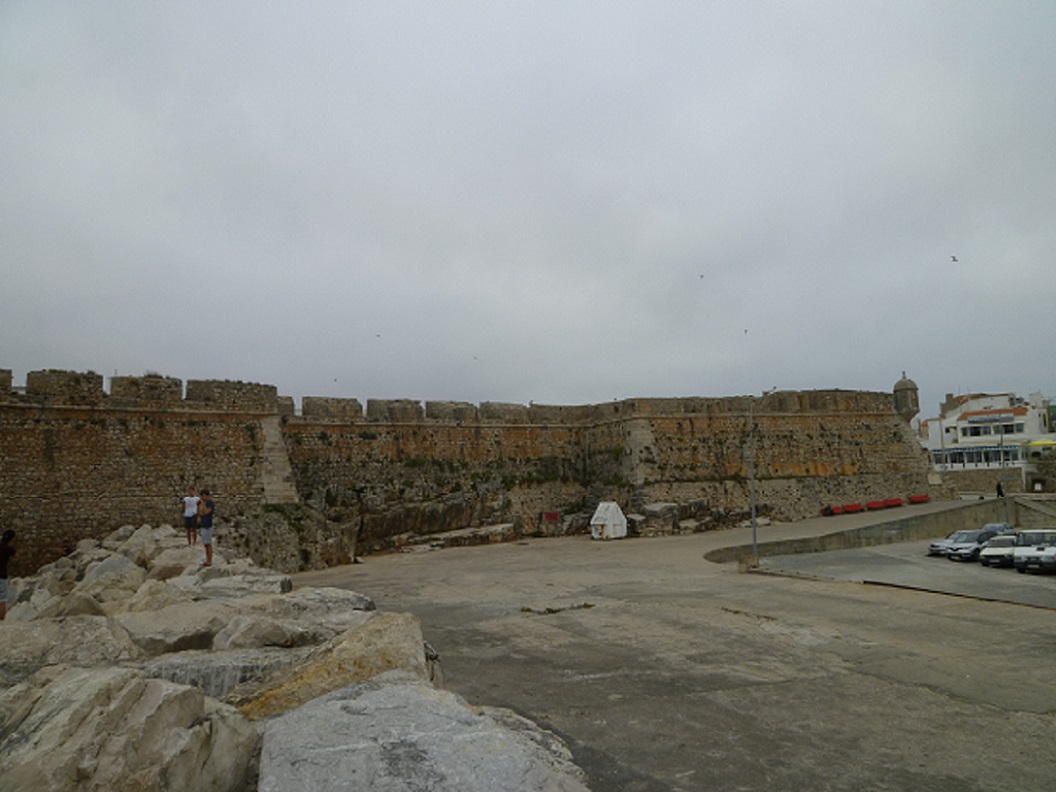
[259,415,299,504]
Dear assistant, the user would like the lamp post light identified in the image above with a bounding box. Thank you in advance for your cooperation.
[749,398,758,562]
[999,424,1010,523]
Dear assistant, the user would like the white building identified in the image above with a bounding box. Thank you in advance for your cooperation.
[924,391,1053,487]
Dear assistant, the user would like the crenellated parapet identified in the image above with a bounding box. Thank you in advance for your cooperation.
[479,402,529,423]
[25,369,106,406]
[110,374,183,405]
[302,396,364,421]
[424,401,478,422]
[365,399,424,422]
[1,367,902,420]
[185,379,278,411]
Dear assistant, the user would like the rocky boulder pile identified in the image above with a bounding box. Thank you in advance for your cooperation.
[0,524,589,791]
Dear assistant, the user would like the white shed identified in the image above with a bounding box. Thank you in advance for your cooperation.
[590,501,627,540]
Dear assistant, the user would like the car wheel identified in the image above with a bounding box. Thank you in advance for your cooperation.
[980,558,989,567]
[1016,567,1026,573]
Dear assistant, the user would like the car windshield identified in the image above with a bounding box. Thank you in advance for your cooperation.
[1015,531,1056,546]
[986,537,1014,547]
[950,531,980,542]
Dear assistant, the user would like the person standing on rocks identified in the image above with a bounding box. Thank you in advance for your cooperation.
[181,486,200,546]
[198,489,215,567]
[0,530,16,620]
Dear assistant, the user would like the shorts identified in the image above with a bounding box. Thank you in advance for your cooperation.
[200,527,213,545]
[0,578,8,604]
[184,516,198,530]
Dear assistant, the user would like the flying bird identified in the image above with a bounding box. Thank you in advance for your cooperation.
[950,255,958,262]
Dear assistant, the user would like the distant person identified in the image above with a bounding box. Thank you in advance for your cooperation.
[182,486,200,545]
[996,481,1005,498]
[0,529,16,620]
[198,489,215,567]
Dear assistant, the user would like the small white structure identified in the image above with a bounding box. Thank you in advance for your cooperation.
[590,501,627,540]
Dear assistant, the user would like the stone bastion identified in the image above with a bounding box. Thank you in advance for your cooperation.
[0,368,935,575]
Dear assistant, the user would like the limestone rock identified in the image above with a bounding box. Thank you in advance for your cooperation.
[198,573,293,600]
[140,645,314,699]
[258,677,589,792]
[71,553,146,603]
[0,616,142,688]
[241,586,376,631]
[212,614,320,650]
[115,601,237,655]
[0,665,260,792]
[123,578,195,613]
[0,527,592,788]
[115,524,163,567]
[149,545,212,572]
[235,611,427,720]
[36,591,106,619]
[101,523,138,550]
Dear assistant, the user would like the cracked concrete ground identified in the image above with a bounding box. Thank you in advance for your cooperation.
[293,508,1056,792]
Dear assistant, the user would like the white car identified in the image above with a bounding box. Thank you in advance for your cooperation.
[978,535,1016,567]
[1013,529,1056,573]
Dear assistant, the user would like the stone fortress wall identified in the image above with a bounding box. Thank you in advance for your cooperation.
[0,368,936,575]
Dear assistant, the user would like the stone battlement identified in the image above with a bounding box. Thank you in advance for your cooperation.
[1,369,278,412]
[1,369,895,423]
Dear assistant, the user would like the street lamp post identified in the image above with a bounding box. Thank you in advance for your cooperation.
[999,425,1010,523]
[749,399,758,561]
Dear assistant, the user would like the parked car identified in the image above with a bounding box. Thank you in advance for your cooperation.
[1013,529,1056,573]
[980,522,1015,535]
[946,528,1003,561]
[928,531,960,556]
[979,534,1016,567]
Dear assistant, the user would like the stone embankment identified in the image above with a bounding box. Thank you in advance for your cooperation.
[0,525,588,791]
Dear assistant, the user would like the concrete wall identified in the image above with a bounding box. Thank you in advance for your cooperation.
[705,499,1012,564]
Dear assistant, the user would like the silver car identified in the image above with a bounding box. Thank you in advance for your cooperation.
[928,531,959,556]
[946,528,1001,562]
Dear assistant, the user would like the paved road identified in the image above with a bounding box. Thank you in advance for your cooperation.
[763,539,1056,609]
[293,512,1056,792]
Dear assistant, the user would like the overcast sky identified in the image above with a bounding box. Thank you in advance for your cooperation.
[2,2,1054,420]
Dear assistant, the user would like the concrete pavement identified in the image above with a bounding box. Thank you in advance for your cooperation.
[292,501,1056,791]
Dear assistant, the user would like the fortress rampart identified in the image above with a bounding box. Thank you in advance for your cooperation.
[0,368,935,574]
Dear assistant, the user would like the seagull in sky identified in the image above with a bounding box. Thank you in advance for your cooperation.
[950,255,958,262]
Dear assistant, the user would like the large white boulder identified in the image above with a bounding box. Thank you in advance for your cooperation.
[71,553,146,603]
[258,676,589,792]
[0,616,142,688]
[0,665,260,792]
[115,601,237,655]
[235,611,428,720]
